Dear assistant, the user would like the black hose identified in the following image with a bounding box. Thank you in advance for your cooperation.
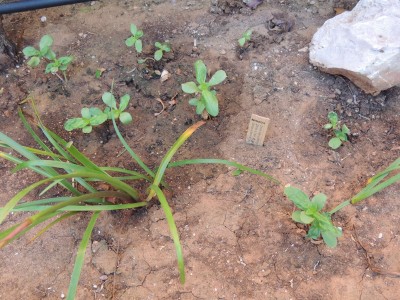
[0,0,93,14]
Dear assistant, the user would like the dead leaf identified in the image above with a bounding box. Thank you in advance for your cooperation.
[154,98,165,116]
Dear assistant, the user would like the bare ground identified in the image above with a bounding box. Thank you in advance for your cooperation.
[0,0,399,299]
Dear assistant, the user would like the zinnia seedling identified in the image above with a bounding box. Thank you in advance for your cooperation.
[125,23,144,53]
[154,41,171,61]
[323,111,350,149]
[181,60,227,118]
[284,186,342,247]
[23,35,73,82]
[64,88,133,133]
[64,107,108,133]
[238,29,252,47]
[285,157,400,248]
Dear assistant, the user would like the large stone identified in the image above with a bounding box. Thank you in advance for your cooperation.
[309,0,400,95]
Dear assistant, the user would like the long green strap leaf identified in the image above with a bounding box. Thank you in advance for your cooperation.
[147,121,206,201]
[168,158,280,184]
[30,212,78,242]
[151,185,185,283]
[47,129,106,174]
[12,202,147,212]
[67,211,100,300]
[0,133,80,195]
[111,116,155,178]
[0,211,60,246]
[351,173,400,204]
[0,173,139,224]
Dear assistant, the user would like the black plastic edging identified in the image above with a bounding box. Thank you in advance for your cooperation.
[0,0,93,14]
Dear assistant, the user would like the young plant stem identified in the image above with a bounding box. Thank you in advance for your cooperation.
[329,199,351,215]
[54,72,65,82]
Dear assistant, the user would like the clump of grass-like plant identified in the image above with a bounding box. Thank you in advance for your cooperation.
[0,101,278,299]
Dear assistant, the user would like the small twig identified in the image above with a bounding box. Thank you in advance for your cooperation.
[126,67,136,74]
[154,98,165,116]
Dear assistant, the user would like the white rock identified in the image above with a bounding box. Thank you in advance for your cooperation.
[309,0,400,95]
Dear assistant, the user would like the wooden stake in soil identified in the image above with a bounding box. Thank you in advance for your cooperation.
[246,114,270,146]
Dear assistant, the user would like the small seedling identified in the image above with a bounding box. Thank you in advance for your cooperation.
[284,186,342,247]
[154,42,171,61]
[238,29,252,47]
[23,35,73,82]
[64,107,108,133]
[181,60,227,118]
[285,156,400,248]
[125,24,143,53]
[64,86,133,133]
[323,111,350,149]
[102,92,133,124]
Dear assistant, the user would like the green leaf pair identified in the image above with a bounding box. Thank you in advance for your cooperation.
[323,111,350,149]
[238,29,252,47]
[23,35,56,67]
[22,35,73,81]
[45,56,73,74]
[284,186,342,248]
[154,41,171,61]
[64,107,108,133]
[64,91,133,133]
[102,92,133,124]
[125,24,144,53]
[181,60,227,117]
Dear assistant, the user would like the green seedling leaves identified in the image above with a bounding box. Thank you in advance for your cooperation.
[102,92,117,110]
[65,91,133,133]
[202,90,219,117]
[238,29,252,47]
[103,92,133,125]
[328,137,342,149]
[182,82,199,94]
[64,108,108,133]
[125,24,143,53]
[23,46,40,57]
[327,111,338,127]
[284,186,310,210]
[342,124,350,135]
[22,35,72,81]
[209,70,227,86]
[119,112,133,124]
[39,35,53,50]
[195,60,207,84]
[284,186,342,248]
[119,94,130,111]
[154,42,171,61]
[324,111,350,150]
[154,50,163,61]
[182,60,227,118]
[311,193,327,211]
[27,56,41,67]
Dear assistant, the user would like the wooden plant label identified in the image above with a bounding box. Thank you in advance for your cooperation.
[246,114,270,146]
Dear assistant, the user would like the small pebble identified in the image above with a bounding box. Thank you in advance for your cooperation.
[100,275,108,281]
[378,233,383,239]
[40,16,47,22]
